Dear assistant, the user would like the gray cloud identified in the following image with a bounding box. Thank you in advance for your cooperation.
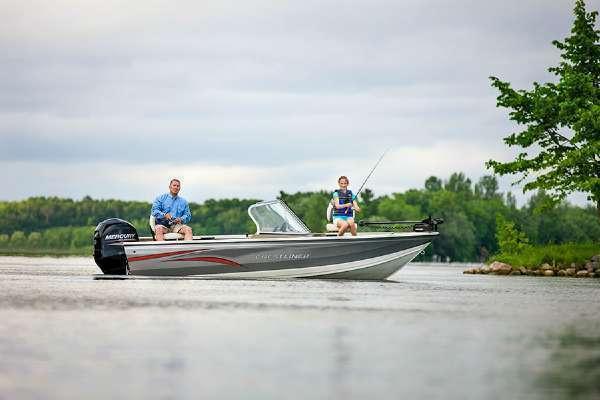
[0,0,594,206]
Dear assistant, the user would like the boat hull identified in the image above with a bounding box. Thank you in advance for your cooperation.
[122,233,436,280]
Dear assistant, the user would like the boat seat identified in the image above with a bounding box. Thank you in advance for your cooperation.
[149,215,184,240]
[326,223,338,232]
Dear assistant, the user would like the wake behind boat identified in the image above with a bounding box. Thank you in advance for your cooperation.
[93,200,441,280]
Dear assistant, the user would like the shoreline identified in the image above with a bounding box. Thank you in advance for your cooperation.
[0,249,89,257]
[464,256,600,278]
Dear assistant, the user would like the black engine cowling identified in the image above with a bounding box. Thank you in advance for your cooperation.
[93,218,139,275]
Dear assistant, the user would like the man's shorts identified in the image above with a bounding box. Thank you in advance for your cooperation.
[156,223,189,233]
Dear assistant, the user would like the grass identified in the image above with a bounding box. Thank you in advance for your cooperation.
[491,242,599,269]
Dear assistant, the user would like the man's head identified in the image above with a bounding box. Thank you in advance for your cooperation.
[169,179,181,196]
[338,176,349,187]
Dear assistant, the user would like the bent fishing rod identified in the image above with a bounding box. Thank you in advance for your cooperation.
[353,148,389,200]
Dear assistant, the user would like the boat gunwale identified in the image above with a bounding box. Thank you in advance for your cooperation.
[121,231,439,247]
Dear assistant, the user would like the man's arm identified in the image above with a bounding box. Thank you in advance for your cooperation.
[180,200,192,224]
[151,195,166,218]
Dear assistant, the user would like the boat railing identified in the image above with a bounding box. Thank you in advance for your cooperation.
[358,216,443,232]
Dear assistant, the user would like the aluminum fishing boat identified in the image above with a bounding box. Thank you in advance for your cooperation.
[93,200,441,280]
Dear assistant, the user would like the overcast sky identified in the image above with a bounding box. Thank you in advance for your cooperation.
[1,0,596,206]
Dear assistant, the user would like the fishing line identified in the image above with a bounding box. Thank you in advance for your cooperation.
[353,148,389,200]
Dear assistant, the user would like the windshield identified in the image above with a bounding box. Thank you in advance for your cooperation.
[248,200,310,234]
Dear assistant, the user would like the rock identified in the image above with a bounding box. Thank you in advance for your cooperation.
[571,262,578,268]
[465,268,481,274]
[590,273,596,278]
[519,267,528,275]
[576,270,589,278]
[510,270,521,275]
[490,261,513,275]
[591,255,600,262]
[566,268,577,277]
[480,266,491,274]
[541,263,553,271]
[586,262,594,273]
[544,270,554,277]
[557,270,566,276]
[527,269,537,276]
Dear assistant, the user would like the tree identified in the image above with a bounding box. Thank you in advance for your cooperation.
[425,176,443,192]
[444,172,472,195]
[474,175,500,199]
[359,188,374,206]
[495,214,530,255]
[487,0,600,218]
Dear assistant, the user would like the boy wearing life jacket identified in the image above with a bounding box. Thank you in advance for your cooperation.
[332,176,361,236]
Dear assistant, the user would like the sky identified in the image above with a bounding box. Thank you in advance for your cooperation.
[0,0,597,206]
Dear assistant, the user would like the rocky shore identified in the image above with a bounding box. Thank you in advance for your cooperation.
[464,255,600,277]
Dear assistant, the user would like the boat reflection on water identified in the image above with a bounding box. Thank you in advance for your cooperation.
[94,200,442,280]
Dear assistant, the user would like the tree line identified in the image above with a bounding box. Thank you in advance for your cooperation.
[0,173,598,260]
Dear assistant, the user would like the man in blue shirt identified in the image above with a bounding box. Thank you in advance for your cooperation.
[151,179,193,240]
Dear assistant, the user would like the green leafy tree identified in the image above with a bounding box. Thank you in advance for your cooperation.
[474,175,500,200]
[377,194,421,221]
[28,232,42,248]
[10,231,26,248]
[425,176,443,192]
[0,234,9,250]
[496,214,530,255]
[444,172,473,196]
[487,0,600,217]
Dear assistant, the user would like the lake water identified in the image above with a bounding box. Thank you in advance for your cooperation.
[0,256,598,400]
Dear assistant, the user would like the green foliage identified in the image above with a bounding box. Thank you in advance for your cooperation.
[377,193,421,220]
[0,196,151,235]
[492,243,599,269]
[487,0,600,215]
[10,231,26,248]
[425,176,442,192]
[189,198,259,235]
[444,172,472,196]
[0,226,92,255]
[495,214,530,255]
[0,172,598,260]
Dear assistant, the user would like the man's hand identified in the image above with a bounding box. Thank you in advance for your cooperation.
[164,213,172,220]
[174,217,182,224]
[354,205,361,213]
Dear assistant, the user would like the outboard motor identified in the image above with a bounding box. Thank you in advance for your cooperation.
[93,218,139,275]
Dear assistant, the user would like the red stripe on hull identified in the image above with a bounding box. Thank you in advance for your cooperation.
[128,250,197,262]
[173,256,241,267]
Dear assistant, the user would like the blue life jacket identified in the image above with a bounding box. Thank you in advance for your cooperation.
[332,189,354,217]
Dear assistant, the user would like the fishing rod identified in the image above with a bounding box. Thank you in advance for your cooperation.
[353,148,389,200]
